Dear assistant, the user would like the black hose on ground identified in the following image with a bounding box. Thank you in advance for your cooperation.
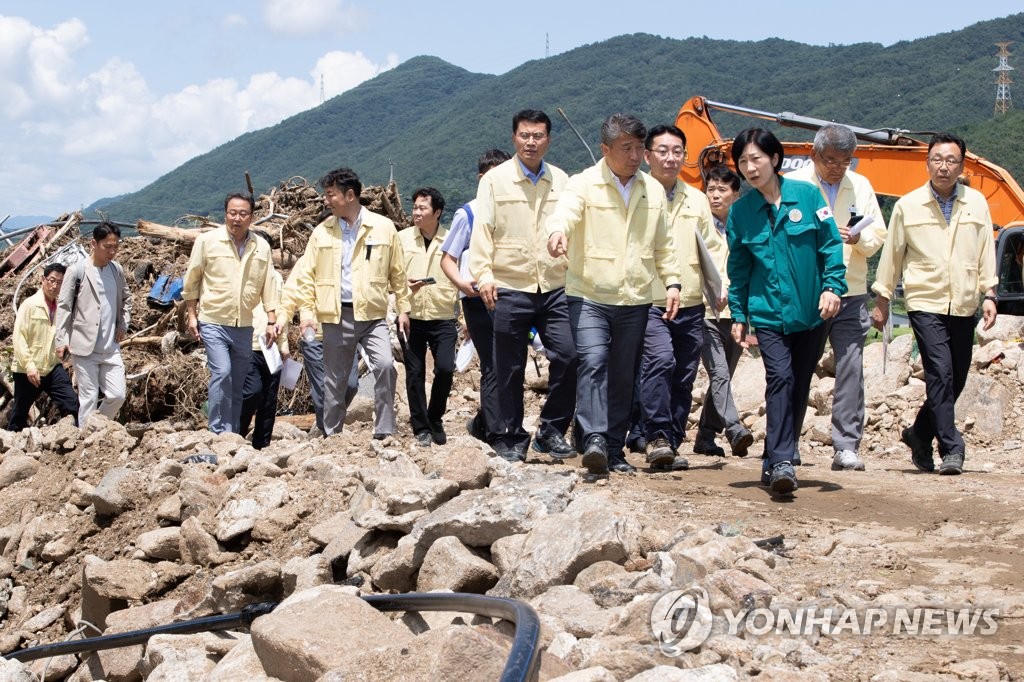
[4,593,542,682]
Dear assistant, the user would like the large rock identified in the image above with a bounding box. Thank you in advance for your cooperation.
[89,599,178,682]
[489,495,642,600]
[531,585,616,638]
[976,313,1024,345]
[89,468,147,517]
[627,664,739,681]
[179,517,233,567]
[416,536,499,593]
[0,455,38,488]
[142,633,220,681]
[955,373,1011,436]
[729,355,767,416]
[862,333,914,401]
[135,527,182,561]
[250,585,413,682]
[319,624,518,682]
[210,560,282,612]
[215,479,289,542]
[421,443,492,490]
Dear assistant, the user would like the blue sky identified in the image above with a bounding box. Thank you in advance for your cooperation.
[1,1,1021,219]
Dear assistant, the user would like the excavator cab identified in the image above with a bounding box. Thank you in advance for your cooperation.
[995,226,1024,315]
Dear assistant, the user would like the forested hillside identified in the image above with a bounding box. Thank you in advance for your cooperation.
[95,13,1024,224]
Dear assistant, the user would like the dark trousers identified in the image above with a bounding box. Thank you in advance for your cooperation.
[639,304,706,448]
[493,288,577,449]
[756,325,827,469]
[908,311,975,456]
[401,318,458,435]
[240,350,281,449]
[569,297,647,453]
[7,365,79,431]
[462,296,500,442]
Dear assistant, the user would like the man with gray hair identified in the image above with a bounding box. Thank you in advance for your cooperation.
[787,124,886,471]
[547,113,682,475]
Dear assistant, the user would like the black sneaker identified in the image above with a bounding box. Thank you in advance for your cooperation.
[492,442,524,463]
[430,423,447,445]
[650,456,689,472]
[581,435,609,474]
[532,429,576,460]
[415,431,432,447]
[645,437,676,467]
[608,451,637,473]
[768,461,798,496]
[693,438,726,457]
[902,427,934,472]
[729,429,754,457]
[939,451,964,475]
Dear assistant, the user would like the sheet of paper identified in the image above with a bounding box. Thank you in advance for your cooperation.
[695,228,723,321]
[260,334,282,375]
[280,357,302,390]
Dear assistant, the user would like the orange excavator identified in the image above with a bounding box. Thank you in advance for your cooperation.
[673,95,1024,314]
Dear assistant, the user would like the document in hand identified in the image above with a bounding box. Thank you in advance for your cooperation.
[259,335,282,375]
[847,214,875,238]
[695,229,723,321]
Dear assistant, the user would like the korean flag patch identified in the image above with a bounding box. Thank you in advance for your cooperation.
[816,206,833,222]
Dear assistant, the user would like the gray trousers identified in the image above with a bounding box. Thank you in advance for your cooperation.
[300,338,360,434]
[321,310,396,436]
[697,318,744,442]
[827,294,871,452]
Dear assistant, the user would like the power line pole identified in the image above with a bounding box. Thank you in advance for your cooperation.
[994,42,1013,116]
[320,74,325,105]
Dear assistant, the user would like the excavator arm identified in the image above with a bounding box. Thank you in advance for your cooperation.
[673,95,1024,230]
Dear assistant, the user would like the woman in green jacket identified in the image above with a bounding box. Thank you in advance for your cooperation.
[726,128,846,496]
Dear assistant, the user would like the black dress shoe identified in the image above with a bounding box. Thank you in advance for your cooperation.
[430,425,447,445]
[626,436,647,453]
[466,415,487,442]
[581,435,609,474]
[492,442,524,463]
[415,431,432,447]
[608,451,637,473]
[532,429,576,459]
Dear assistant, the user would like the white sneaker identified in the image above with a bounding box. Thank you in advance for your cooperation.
[832,449,865,471]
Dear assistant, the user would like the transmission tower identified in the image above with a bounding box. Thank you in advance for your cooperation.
[320,74,325,105]
[994,42,1013,115]
[545,33,549,58]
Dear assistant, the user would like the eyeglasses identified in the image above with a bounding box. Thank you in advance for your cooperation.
[516,132,548,142]
[928,156,963,168]
[226,210,252,219]
[818,154,852,168]
[43,276,63,286]
[650,146,685,159]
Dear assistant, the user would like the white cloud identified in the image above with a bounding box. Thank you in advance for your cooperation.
[262,0,360,37]
[0,16,395,217]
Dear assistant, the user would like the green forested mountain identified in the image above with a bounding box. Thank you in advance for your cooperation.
[96,13,1024,224]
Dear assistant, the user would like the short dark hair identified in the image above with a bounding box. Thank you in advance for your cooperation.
[319,167,362,198]
[731,128,784,176]
[93,222,121,242]
[478,149,512,175]
[512,109,552,135]
[928,132,966,160]
[705,165,741,192]
[601,113,646,146]
[412,187,445,216]
[645,124,686,150]
[224,192,255,213]
[43,263,67,277]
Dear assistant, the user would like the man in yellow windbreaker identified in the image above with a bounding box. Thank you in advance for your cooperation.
[872,133,997,476]
[9,263,79,430]
[400,187,459,447]
[282,167,412,438]
[547,113,682,475]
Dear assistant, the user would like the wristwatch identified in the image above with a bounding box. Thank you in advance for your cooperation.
[984,295,997,303]
[823,287,839,295]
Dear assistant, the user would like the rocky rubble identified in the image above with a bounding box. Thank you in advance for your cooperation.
[0,318,1021,680]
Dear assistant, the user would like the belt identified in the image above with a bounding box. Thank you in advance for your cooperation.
[341,301,353,308]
